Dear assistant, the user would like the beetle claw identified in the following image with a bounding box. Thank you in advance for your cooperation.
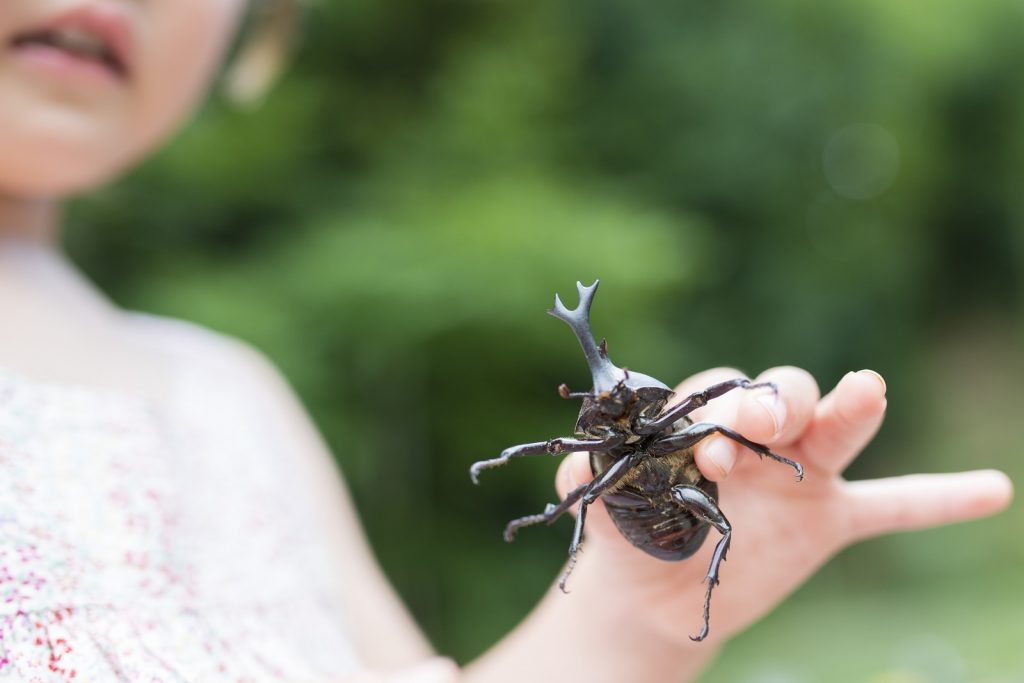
[741,379,779,402]
[689,575,717,642]
[468,458,497,485]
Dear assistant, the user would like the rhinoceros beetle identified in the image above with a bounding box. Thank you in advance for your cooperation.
[469,280,804,641]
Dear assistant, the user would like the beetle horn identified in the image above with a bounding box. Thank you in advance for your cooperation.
[548,280,623,393]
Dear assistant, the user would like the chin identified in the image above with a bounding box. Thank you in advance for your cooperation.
[0,145,127,199]
[0,107,138,198]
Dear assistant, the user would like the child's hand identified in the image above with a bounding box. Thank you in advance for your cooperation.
[553,367,1013,646]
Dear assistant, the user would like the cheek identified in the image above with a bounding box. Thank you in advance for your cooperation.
[128,1,246,162]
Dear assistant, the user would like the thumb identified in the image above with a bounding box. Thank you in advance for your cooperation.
[555,450,594,502]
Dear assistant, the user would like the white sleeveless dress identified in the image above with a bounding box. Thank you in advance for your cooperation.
[0,315,360,681]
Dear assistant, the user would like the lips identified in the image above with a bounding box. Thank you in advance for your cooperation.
[8,3,136,81]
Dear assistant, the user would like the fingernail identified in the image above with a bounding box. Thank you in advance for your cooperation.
[704,438,737,479]
[755,391,786,439]
[857,369,887,396]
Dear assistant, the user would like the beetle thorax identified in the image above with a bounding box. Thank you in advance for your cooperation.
[575,382,674,437]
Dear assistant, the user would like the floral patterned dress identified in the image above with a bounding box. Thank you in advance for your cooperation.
[0,315,360,682]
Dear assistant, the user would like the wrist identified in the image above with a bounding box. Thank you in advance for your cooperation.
[467,546,720,683]
[569,543,724,659]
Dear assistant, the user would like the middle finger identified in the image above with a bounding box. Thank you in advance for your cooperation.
[690,366,819,481]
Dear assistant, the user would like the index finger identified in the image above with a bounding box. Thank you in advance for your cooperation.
[843,469,1013,542]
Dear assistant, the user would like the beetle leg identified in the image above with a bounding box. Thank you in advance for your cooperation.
[636,378,777,435]
[670,485,732,642]
[558,452,643,592]
[649,421,804,481]
[469,435,624,484]
[503,481,590,541]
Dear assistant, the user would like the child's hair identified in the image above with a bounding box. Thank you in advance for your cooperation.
[222,0,304,106]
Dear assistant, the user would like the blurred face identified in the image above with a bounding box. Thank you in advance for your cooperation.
[0,0,247,198]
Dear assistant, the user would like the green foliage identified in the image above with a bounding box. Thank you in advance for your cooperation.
[67,0,1024,677]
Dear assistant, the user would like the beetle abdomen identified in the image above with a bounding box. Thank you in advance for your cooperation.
[603,490,712,560]
[594,448,718,561]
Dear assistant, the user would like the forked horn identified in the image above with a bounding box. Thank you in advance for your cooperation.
[548,280,622,392]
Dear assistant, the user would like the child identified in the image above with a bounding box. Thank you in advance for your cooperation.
[0,1,1013,681]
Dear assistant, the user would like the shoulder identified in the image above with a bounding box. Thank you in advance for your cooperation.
[123,310,327,458]
[124,311,266,366]
[123,311,292,398]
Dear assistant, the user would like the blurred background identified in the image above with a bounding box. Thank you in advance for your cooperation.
[65,0,1024,680]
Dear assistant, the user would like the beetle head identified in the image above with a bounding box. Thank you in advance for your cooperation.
[550,280,674,422]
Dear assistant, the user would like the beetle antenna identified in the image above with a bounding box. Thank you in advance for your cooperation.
[558,383,592,399]
[548,280,621,392]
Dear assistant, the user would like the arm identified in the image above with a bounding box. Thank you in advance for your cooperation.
[464,567,718,681]
[463,367,1013,683]
[234,344,435,669]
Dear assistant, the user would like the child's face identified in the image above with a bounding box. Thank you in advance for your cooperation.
[0,0,247,198]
